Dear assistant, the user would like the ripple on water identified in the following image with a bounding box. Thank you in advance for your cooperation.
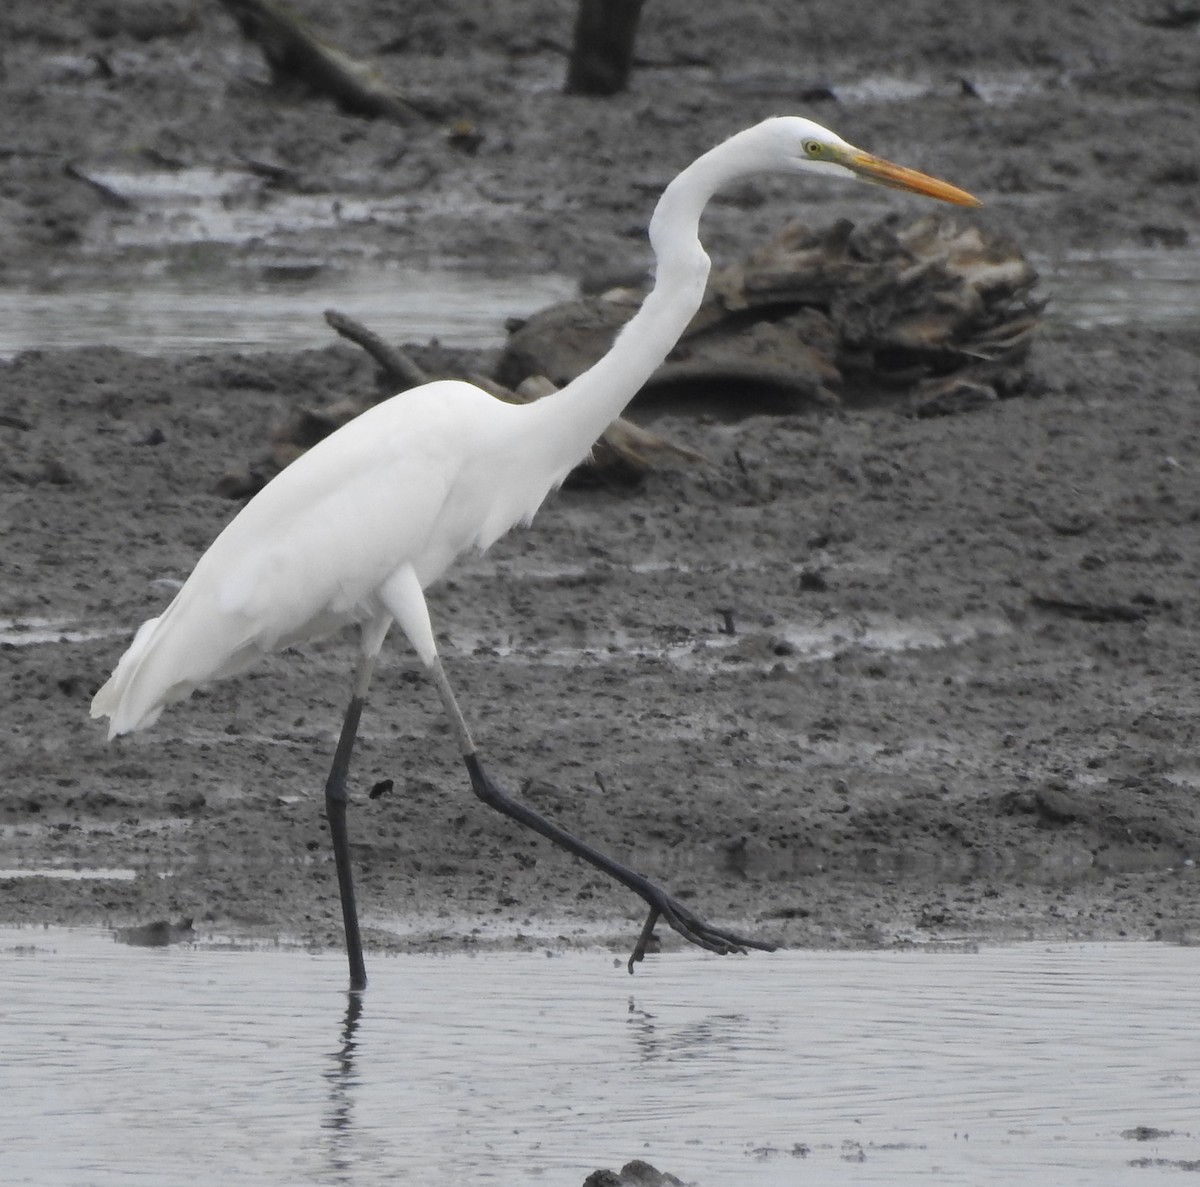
[2,932,1198,1186]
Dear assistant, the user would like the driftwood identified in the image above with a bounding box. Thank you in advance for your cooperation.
[217,215,1042,500]
[499,214,1043,417]
[217,0,430,124]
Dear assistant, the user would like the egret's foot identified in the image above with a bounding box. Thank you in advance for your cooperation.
[626,896,777,974]
[461,753,776,973]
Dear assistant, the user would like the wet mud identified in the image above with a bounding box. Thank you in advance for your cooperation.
[2,0,1199,957]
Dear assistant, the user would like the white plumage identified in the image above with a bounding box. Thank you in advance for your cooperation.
[91,117,978,987]
[92,381,574,734]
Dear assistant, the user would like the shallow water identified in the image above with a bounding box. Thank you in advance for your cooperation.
[0,264,574,357]
[0,245,1194,360]
[3,605,1008,679]
[1039,248,1200,330]
[442,609,1011,674]
[3,929,1197,1186]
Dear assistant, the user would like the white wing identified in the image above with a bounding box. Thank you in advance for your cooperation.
[92,379,547,736]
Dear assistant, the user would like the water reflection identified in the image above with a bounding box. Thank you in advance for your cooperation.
[320,992,364,1179]
[626,996,757,1066]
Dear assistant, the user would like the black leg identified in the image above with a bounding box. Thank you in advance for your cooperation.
[422,653,775,971]
[463,754,776,971]
[325,693,368,992]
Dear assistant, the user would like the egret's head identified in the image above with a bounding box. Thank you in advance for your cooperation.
[760,116,981,207]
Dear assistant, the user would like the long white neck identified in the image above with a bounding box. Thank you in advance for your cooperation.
[516,128,767,481]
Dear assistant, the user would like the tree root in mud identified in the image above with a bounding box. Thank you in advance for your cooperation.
[214,310,705,499]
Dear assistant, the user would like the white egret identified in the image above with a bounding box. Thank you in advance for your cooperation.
[92,117,979,990]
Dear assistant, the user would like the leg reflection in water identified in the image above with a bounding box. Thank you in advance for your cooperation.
[322,990,365,1169]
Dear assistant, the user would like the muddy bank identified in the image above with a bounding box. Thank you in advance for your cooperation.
[5,318,1199,955]
[2,0,1197,279]
[2,0,1199,955]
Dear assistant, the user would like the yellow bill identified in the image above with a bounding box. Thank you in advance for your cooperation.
[844,149,981,207]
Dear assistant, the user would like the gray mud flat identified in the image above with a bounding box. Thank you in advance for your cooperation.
[2,1,1199,952]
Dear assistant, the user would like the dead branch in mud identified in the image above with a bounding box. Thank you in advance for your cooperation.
[316,309,706,485]
[216,0,431,124]
[323,308,430,388]
[221,214,1041,500]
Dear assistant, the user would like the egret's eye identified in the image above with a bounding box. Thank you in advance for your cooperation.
[804,140,825,157]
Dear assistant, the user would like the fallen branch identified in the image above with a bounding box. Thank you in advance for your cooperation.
[508,376,708,478]
[321,308,706,479]
[217,0,430,125]
[323,308,430,388]
[1029,593,1150,623]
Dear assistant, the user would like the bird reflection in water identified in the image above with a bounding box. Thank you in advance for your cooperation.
[321,990,365,1175]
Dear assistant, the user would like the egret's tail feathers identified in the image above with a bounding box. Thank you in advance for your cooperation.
[91,603,270,739]
[90,616,171,738]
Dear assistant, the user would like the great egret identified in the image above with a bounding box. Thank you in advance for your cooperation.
[92,117,979,990]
